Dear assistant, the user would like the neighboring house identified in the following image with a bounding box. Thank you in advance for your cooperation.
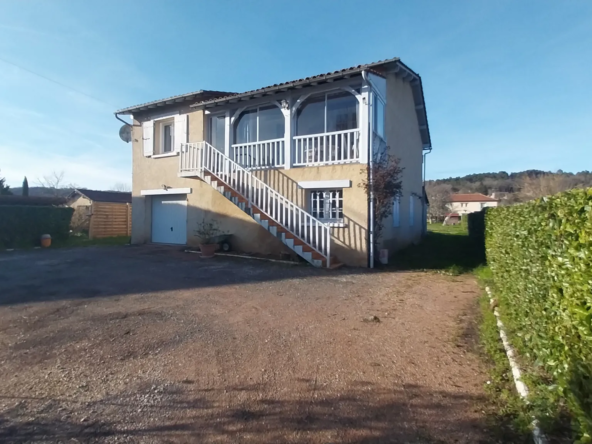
[448,193,499,215]
[115,57,432,268]
[67,189,132,239]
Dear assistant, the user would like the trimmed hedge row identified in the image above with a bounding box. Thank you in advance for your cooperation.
[486,189,592,440]
[468,208,487,246]
[0,205,73,248]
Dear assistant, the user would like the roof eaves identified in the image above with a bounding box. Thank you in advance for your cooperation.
[115,89,235,115]
[190,57,404,109]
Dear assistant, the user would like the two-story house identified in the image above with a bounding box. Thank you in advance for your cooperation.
[114,57,432,268]
[448,193,499,216]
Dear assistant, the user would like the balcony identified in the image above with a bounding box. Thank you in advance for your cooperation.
[293,129,360,167]
[181,128,361,175]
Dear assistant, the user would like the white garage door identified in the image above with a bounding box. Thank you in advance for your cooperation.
[151,195,187,245]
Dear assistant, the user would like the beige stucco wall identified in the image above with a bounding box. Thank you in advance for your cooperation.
[131,105,369,266]
[131,108,290,257]
[69,195,91,208]
[254,164,369,267]
[379,73,425,254]
[448,201,498,215]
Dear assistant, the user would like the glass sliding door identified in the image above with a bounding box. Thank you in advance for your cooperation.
[209,114,226,152]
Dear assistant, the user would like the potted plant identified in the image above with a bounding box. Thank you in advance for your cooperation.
[194,218,225,258]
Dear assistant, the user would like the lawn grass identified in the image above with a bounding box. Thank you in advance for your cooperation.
[52,234,130,248]
[389,223,485,275]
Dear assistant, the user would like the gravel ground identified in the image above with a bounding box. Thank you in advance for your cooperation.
[0,246,490,443]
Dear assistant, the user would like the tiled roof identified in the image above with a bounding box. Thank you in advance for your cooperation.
[114,57,432,150]
[191,57,407,107]
[450,193,498,203]
[73,189,132,204]
[191,57,432,150]
[115,90,234,114]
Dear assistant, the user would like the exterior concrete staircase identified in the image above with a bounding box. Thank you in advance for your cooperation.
[180,142,341,268]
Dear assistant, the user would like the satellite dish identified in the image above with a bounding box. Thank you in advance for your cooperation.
[119,124,132,143]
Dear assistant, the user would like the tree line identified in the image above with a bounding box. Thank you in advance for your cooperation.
[0,169,130,197]
[426,169,592,221]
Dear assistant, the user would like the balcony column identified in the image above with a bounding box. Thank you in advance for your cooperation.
[281,99,292,170]
[359,80,371,164]
[224,110,231,158]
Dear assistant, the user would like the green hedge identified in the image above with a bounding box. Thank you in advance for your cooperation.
[486,189,592,440]
[0,205,74,248]
[468,208,487,244]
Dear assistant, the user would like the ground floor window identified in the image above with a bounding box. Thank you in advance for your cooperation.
[310,189,343,222]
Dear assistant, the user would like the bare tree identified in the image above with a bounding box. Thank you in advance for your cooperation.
[425,182,452,222]
[110,182,131,192]
[359,154,404,247]
[37,170,76,196]
[518,174,573,201]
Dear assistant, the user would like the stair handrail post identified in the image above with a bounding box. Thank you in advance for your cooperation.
[327,232,331,268]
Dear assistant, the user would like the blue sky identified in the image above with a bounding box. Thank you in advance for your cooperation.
[0,0,590,189]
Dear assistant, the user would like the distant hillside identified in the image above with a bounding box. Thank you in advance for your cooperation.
[10,187,73,197]
[428,170,592,195]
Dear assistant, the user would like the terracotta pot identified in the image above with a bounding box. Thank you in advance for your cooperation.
[199,243,217,258]
[40,234,52,248]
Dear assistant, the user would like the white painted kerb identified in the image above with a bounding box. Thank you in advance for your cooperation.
[485,286,547,444]
[141,188,192,196]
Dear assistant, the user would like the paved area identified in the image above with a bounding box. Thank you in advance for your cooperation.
[0,246,490,443]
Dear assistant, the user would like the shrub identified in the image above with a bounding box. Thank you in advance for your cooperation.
[486,188,592,440]
[468,208,487,243]
[0,205,74,248]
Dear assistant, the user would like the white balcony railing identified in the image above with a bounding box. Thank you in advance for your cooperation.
[293,129,360,167]
[232,138,284,169]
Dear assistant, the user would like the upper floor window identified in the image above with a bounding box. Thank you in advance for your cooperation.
[234,105,284,144]
[374,94,385,140]
[156,118,174,154]
[209,114,226,151]
[297,91,358,136]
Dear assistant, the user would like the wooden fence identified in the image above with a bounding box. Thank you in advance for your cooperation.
[88,202,131,239]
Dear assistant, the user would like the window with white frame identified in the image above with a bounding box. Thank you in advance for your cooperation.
[310,189,343,222]
[209,114,226,150]
[297,91,358,136]
[373,94,385,140]
[393,197,400,227]
[234,105,284,144]
[157,118,174,154]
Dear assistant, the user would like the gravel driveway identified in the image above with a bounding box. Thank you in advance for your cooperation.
[0,246,490,443]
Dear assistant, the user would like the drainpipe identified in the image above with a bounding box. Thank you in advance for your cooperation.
[362,70,375,269]
[422,147,432,235]
[114,112,132,127]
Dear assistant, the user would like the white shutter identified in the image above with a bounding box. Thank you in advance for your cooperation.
[142,120,154,157]
[393,197,400,227]
[174,114,188,152]
[409,195,415,227]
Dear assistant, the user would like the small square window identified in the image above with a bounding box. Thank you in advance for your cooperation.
[310,189,343,222]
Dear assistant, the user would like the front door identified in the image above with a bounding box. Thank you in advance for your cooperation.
[151,195,187,244]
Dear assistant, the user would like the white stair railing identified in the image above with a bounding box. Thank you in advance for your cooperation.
[180,142,331,267]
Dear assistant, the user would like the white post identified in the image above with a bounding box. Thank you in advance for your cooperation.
[359,80,370,164]
[224,110,231,158]
[282,99,292,170]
